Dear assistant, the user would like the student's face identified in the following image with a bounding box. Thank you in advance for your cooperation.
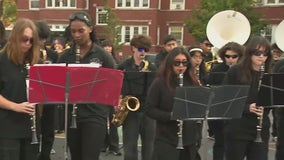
[20,27,33,53]
[164,40,178,53]
[191,52,203,67]
[251,46,268,70]
[172,53,188,75]
[224,50,239,66]
[103,46,113,54]
[70,20,92,46]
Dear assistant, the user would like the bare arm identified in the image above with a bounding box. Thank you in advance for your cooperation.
[0,95,35,114]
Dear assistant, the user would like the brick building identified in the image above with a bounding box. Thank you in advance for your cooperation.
[17,0,284,59]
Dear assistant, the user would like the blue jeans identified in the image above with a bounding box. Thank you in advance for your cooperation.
[123,112,155,160]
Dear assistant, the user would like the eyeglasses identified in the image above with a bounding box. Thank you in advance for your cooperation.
[225,55,239,59]
[138,47,149,52]
[173,61,189,67]
[69,13,92,26]
[21,36,33,44]
[253,50,269,57]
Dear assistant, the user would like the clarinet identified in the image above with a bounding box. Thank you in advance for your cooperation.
[70,45,80,129]
[255,63,265,143]
[176,70,184,149]
[25,62,39,144]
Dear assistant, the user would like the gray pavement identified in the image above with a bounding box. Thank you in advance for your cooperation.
[50,129,277,160]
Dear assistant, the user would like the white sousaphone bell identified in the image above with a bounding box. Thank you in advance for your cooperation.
[206,10,251,49]
[275,19,284,52]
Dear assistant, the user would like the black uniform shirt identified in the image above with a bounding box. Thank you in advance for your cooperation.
[0,53,31,138]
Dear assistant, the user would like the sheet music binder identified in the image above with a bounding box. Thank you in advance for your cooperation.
[171,85,249,120]
[28,64,124,106]
[256,73,284,106]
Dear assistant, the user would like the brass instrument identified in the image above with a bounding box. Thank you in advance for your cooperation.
[275,20,284,52]
[111,96,140,127]
[139,55,150,72]
[255,63,265,143]
[176,70,184,149]
[70,45,80,129]
[25,62,39,144]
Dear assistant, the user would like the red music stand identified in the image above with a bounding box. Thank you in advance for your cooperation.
[28,64,124,159]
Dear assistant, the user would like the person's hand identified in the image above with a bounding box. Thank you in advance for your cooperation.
[249,103,263,116]
[12,102,35,115]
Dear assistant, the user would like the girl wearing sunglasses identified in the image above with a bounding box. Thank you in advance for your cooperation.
[223,36,272,160]
[146,47,201,160]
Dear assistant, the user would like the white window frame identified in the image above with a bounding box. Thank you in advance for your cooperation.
[118,26,149,44]
[169,26,183,45]
[30,0,40,10]
[116,0,149,8]
[264,0,284,5]
[96,7,108,25]
[46,0,76,8]
[170,0,185,10]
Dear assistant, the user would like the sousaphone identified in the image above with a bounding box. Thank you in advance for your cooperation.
[206,10,251,49]
[275,20,284,52]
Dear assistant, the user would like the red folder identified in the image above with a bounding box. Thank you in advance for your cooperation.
[28,65,124,106]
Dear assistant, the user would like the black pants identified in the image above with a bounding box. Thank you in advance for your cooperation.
[0,138,38,160]
[122,112,155,160]
[37,105,55,160]
[276,108,284,160]
[68,121,106,160]
[208,120,225,160]
[225,138,268,160]
[103,107,120,152]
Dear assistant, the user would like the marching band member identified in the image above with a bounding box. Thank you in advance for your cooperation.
[223,36,272,160]
[207,42,244,160]
[146,47,201,160]
[34,20,58,160]
[0,18,40,160]
[117,34,156,160]
[58,11,115,160]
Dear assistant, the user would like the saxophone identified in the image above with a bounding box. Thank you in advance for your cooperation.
[111,96,140,127]
[139,55,150,72]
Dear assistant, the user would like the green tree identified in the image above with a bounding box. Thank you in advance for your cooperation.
[102,0,123,51]
[185,0,267,42]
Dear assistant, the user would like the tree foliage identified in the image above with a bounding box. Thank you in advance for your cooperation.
[0,0,17,27]
[185,0,267,42]
[102,0,123,50]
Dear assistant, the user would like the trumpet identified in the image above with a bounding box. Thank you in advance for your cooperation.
[176,70,184,149]
[204,60,219,73]
[70,45,80,129]
[255,63,265,143]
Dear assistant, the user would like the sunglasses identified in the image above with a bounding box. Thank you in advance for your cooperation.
[203,43,213,47]
[253,50,269,57]
[173,61,189,67]
[21,36,33,44]
[138,47,149,52]
[70,13,92,26]
[225,55,239,59]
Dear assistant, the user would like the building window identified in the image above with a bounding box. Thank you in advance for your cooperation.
[170,0,185,10]
[264,0,284,4]
[169,26,183,45]
[46,0,76,8]
[30,0,39,9]
[118,26,149,43]
[116,0,149,8]
[96,8,108,25]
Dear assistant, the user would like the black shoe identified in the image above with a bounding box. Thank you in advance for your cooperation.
[109,150,122,156]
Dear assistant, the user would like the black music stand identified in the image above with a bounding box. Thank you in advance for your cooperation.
[171,85,250,121]
[257,73,284,107]
[121,71,156,96]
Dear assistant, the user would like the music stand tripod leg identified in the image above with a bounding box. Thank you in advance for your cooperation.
[64,72,70,160]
